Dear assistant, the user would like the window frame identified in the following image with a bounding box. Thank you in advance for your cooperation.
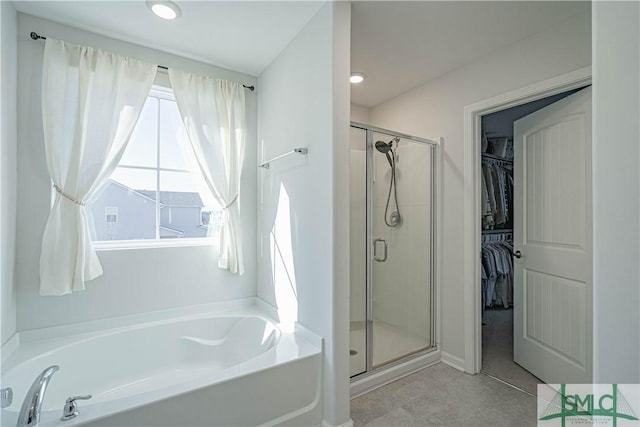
[91,85,218,251]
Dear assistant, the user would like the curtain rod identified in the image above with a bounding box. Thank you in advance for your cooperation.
[30,32,255,92]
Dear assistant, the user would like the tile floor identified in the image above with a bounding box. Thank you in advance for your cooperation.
[481,308,541,395]
[350,363,538,427]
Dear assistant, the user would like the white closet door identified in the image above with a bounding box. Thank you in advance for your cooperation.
[513,87,592,384]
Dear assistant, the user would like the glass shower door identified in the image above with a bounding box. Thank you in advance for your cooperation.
[349,126,368,377]
[369,131,434,368]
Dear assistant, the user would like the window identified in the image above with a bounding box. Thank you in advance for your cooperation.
[105,207,118,223]
[200,208,223,228]
[88,87,220,246]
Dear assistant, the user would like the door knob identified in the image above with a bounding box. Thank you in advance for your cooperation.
[513,250,522,259]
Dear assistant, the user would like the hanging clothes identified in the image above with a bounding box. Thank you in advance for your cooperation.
[480,241,514,309]
[481,158,513,230]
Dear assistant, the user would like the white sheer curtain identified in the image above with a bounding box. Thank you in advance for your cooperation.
[39,39,157,295]
[168,69,246,275]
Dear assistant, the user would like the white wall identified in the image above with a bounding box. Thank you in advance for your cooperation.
[332,4,351,423]
[351,103,370,124]
[1,1,18,345]
[257,2,351,425]
[592,1,640,383]
[15,14,258,331]
[369,12,591,362]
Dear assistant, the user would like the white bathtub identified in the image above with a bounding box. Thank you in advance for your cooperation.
[0,301,323,426]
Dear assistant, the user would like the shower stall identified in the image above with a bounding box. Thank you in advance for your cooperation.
[349,122,438,385]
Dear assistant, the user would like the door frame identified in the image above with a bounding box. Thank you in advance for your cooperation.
[462,66,592,374]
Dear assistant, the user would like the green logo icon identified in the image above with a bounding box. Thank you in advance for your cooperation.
[539,384,639,427]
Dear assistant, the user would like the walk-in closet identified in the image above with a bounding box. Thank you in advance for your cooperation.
[479,87,585,394]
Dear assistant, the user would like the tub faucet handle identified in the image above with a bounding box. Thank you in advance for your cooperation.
[61,395,92,421]
[0,387,12,408]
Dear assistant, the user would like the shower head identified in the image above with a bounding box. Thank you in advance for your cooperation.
[375,141,392,154]
[375,140,394,167]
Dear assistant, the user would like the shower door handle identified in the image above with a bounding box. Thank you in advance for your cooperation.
[373,238,388,262]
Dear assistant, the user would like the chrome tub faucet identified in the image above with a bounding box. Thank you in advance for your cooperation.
[17,365,59,427]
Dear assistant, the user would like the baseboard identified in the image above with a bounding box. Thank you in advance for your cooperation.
[350,349,441,398]
[322,419,354,427]
[441,351,465,372]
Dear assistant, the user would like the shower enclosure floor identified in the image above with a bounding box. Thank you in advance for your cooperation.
[349,320,431,377]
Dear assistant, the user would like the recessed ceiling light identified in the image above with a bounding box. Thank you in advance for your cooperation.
[146,0,182,20]
[350,72,367,84]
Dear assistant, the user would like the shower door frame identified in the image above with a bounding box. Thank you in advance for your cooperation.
[350,122,442,383]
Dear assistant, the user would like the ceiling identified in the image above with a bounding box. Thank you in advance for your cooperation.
[351,1,589,107]
[12,1,589,107]
[11,1,325,76]
[482,87,583,138]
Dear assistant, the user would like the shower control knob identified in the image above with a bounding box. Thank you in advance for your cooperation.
[61,395,92,421]
[389,211,403,227]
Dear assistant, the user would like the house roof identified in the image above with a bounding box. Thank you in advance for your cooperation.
[137,190,203,208]
[103,179,204,208]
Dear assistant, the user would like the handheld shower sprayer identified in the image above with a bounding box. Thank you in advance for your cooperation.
[375,140,394,167]
[375,138,402,228]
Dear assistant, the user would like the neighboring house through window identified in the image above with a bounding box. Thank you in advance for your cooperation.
[88,87,219,244]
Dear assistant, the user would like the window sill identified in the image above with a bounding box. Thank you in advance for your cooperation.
[93,237,218,251]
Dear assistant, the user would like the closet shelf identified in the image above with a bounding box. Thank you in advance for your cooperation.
[482,229,513,243]
[482,229,513,234]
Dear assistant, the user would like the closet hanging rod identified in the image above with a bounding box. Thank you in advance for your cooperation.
[29,32,255,92]
[482,229,513,234]
[481,152,513,163]
[259,148,308,169]
[482,235,512,243]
